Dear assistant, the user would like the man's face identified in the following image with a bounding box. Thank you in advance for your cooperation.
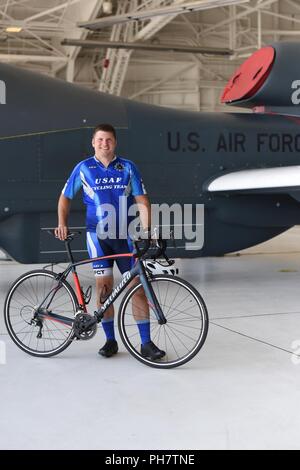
[92,130,116,157]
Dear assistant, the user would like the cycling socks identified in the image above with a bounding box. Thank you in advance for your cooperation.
[101,318,115,341]
[102,318,151,344]
[136,319,151,345]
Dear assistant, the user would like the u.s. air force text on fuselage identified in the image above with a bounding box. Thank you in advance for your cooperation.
[167,131,300,153]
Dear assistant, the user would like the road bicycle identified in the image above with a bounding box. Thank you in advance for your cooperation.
[4,231,209,368]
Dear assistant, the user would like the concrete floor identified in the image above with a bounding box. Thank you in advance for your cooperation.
[1,227,300,450]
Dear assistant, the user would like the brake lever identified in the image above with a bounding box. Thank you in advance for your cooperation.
[150,239,174,266]
[169,230,176,248]
[133,238,151,258]
[163,253,174,266]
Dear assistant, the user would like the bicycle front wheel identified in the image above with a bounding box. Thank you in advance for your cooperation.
[118,275,209,368]
[4,270,78,357]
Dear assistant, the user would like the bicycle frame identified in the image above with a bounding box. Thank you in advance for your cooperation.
[37,247,166,328]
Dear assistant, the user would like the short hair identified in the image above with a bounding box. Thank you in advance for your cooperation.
[92,123,116,140]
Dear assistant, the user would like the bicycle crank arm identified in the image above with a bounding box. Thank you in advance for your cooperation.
[73,313,97,340]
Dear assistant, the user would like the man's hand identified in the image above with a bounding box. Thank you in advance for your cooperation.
[54,225,68,241]
[55,195,71,240]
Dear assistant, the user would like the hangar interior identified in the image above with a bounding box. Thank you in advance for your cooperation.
[1,0,300,451]
[1,0,300,110]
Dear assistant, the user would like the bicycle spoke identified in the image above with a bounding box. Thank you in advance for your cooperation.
[119,275,208,368]
[5,271,77,356]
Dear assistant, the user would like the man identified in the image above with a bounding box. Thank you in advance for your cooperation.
[55,123,165,360]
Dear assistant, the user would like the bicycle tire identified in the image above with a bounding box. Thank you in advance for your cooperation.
[118,275,209,368]
[4,269,78,357]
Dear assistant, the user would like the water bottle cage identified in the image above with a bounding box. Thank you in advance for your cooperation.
[83,285,92,305]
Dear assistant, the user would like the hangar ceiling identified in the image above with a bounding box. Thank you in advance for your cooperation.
[0,0,300,111]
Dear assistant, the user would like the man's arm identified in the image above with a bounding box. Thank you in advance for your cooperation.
[54,194,72,240]
[135,194,151,233]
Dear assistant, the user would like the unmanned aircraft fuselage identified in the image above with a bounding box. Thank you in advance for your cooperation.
[1,41,300,263]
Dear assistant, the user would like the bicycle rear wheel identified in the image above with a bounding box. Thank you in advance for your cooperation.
[4,270,78,357]
[118,275,209,368]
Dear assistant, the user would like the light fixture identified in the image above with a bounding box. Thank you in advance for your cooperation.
[102,1,113,15]
[6,26,22,33]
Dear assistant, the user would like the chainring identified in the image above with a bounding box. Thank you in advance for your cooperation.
[73,313,97,340]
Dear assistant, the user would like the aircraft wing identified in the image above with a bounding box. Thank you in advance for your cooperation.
[206,166,300,197]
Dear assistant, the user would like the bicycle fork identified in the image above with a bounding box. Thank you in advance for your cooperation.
[138,264,167,325]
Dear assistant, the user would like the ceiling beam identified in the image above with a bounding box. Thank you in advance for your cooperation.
[62,38,233,55]
[198,0,278,37]
[0,54,68,62]
[24,0,85,23]
[78,0,250,30]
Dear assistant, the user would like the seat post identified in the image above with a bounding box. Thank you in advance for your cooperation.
[64,239,75,265]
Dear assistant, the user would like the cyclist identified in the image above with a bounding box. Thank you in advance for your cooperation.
[55,123,165,360]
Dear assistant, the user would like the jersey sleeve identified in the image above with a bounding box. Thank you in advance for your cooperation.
[62,162,82,199]
[130,162,147,196]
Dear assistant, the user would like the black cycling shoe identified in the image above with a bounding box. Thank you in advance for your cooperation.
[141,341,165,360]
[98,339,118,358]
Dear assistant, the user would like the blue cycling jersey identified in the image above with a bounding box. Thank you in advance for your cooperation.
[62,155,146,233]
